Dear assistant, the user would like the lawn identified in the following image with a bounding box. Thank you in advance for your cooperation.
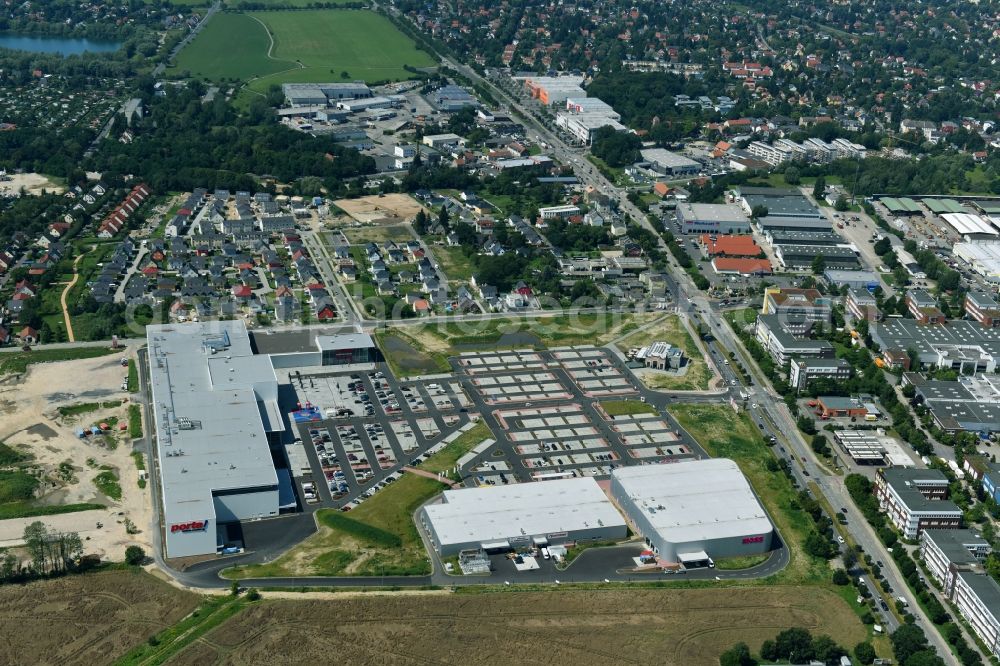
[600,400,657,417]
[374,330,451,378]
[619,315,713,391]
[401,312,660,354]
[341,225,414,245]
[433,246,475,283]
[245,10,436,90]
[223,472,444,578]
[668,403,828,585]
[0,347,117,375]
[173,13,291,81]
[418,420,493,477]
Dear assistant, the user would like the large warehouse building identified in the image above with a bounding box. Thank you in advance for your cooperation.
[676,202,751,234]
[148,321,381,558]
[147,321,286,559]
[419,477,627,556]
[610,459,773,565]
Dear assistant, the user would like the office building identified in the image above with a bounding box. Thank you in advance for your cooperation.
[755,314,835,366]
[874,468,962,539]
[789,358,852,391]
[640,148,702,176]
[762,287,833,322]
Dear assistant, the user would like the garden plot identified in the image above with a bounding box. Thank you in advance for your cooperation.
[457,350,545,374]
[471,372,570,404]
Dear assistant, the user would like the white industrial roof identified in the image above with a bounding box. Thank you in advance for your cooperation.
[640,148,700,170]
[424,477,625,547]
[612,459,772,543]
[147,320,279,524]
[942,213,998,236]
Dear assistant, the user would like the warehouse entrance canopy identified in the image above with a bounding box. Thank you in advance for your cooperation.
[678,550,710,564]
[481,539,511,550]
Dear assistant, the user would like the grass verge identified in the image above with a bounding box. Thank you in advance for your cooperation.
[223,473,444,578]
[418,420,493,477]
[0,347,117,374]
[668,403,828,584]
[128,404,143,439]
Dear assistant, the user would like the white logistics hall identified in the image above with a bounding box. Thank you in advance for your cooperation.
[610,459,773,565]
[419,477,627,556]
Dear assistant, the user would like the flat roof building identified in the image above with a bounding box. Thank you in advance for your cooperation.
[775,244,860,270]
[790,357,852,392]
[874,468,961,539]
[419,477,627,556]
[738,187,823,219]
[824,269,880,290]
[755,313,835,366]
[870,318,1000,375]
[755,215,833,233]
[905,373,1000,433]
[147,321,283,559]
[640,148,701,176]
[764,229,844,246]
[522,75,586,106]
[676,202,750,234]
[762,287,832,322]
[610,459,773,565]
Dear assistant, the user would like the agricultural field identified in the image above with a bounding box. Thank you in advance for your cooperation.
[176,9,435,87]
[173,13,291,82]
[0,569,198,665]
[247,10,436,88]
[167,587,867,666]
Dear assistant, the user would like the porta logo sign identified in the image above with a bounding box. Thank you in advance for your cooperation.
[742,535,764,544]
[171,520,209,533]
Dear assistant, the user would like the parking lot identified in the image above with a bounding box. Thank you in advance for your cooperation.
[280,344,712,517]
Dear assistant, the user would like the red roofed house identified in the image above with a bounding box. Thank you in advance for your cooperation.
[19,326,39,344]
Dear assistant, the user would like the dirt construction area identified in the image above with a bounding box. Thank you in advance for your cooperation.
[0,349,152,561]
[0,570,198,665]
[332,193,426,224]
[0,172,64,197]
[167,586,866,666]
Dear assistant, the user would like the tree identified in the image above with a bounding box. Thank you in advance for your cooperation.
[124,545,145,566]
[805,531,834,559]
[832,569,850,585]
[891,624,930,665]
[854,641,876,665]
[811,254,826,275]
[813,176,827,200]
[774,627,814,662]
[750,205,769,219]
[230,580,240,596]
[873,237,892,255]
[812,635,846,664]
[719,642,756,666]
[784,166,801,185]
[246,588,261,601]
[834,196,849,212]
[759,640,778,662]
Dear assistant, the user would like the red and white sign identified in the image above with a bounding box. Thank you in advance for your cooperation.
[171,520,209,533]
[742,535,764,544]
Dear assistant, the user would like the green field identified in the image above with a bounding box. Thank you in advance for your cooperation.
[600,400,657,417]
[174,13,291,81]
[177,9,435,86]
[248,10,436,88]
[223,471,443,578]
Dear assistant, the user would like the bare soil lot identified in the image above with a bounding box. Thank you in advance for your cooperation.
[0,172,64,197]
[332,194,426,224]
[169,586,865,666]
[0,349,152,560]
[0,569,198,665]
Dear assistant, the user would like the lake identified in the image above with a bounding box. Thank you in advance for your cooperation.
[0,33,121,56]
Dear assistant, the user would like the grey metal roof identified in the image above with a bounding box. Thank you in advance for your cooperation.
[612,459,772,543]
[424,477,625,548]
[147,320,279,524]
